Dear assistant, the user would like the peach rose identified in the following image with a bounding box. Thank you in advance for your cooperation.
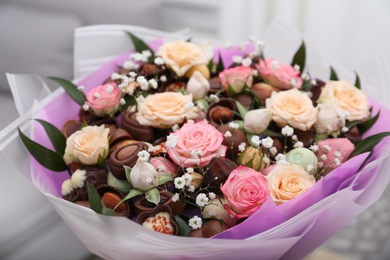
[318,81,370,121]
[167,121,227,168]
[266,164,315,205]
[156,40,212,77]
[266,88,317,131]
[219,66,254,94]
[256,58,303,90]
[86,82,122,116]
[136,92,201,129]
[63,125,109,165]
[220,166,269,219]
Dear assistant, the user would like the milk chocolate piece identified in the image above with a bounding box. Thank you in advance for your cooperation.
[121,110,155,141]
[61,120,82,138]
[133,190,185,216]
[202,157,237,195]
[217,124,248,160]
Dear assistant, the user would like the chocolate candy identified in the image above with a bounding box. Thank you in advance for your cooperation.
[121,110,155,142]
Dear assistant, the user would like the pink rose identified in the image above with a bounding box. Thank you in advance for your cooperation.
[167,121,227,168]
[220,166,269,219]
[219,66,253,94]
[316,138,355,170]
[256,58,303,90]
[86,82,122,117]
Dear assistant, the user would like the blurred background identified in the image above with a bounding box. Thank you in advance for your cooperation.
[1,0,390,259]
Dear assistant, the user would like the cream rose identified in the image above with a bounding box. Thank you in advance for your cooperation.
[315,101,346,134]
[266,88,317,131]
[266,164,315,205]
[135,92,201,129]
[317,80,370,121]
[130,160,160,191]
[186,71,210,100]
[63,125,109,165]
[156,40,212,77]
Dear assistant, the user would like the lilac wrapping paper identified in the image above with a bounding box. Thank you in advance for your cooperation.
[19,36,390,259]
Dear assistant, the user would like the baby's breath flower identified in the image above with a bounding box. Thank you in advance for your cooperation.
[171,193,180,202]
[137,150,150,161]
[186,167,194,173]
[232,55,243,64]
[241,57,252,67]
[224,131,232,138]
[281,125,294,136]
[190,150,203,158]
[174,176,186,190]
[154,57,164,65]
[275,153,286,161]
[188,185,195,192]
[238,142,246,153]
[293,141,304,148]
[320,154,328,162]
[142,50,152,58]
[94,92,101,99]
[228,122,239,129]
[82,104,89,111]
[77,85,85,92]
[208,210,217,217]
[276,159,290,166]
[309,144,319,153]
[148,79,158,89]
[208,192,216,200]
[166,134,178,148]
[184,102,194,109]
[293,64,300,71]
[306,164,314,173]
[196,193,209,207]
[129,71,137,78]
[251,136,261,147]
[333,158,341,166]
[322,145,331,152]
[263,156,271,165]
[271,60,280,70]
[157,165,166,172]
[189,216,202,230]
[160,75,167,82]
[252,70,259,77]
[171,124,179,132]
[270,147,278,155]
[291,135,298,142]
[341,126,349,133]
[261,137,274,149]
[183,173,193,186]
[120,98,126,105]
[334,150,341,158]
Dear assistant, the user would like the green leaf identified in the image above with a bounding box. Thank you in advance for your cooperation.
[358,111,380,134]
[126,31,155,61]
[114,188,144,210]
[216,52,224,73]
[354,71,361,89]
[48,77,86,106]
[145,187,160,205]
[207,58,214,73]
[235,100,248,119]
[261,128,283,137]
[330,66,339,81]
[301,80,312,92]
[315,133,328,143]
[175,215,192,237]
[87,183,102,214]
[158,174,173,185]
[35,119,66,156]
[348,132,390,159]
[291,41,306,73]
[124,165,132,184]
[102,207,116,216]
[122,95,137,110]
[18,128,68,172]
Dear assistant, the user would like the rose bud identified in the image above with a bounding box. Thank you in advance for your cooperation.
[202,157,238,195]
[315,102,346,135]
[202,197,238,227]
[237,146,265,171]
[219,66,253,95]
[129,160,160,191]
[286,147,318,175]
[244,108,272,135]
[186,70,210,100]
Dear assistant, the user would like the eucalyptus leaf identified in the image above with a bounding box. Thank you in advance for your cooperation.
[348,132,390,159]
[102,207,116,216]
[87,183,102,214]
[35,119,66,156]
[18,128,68,172]
[126,31,155,61]
[291,41,306,73]
[48,77,86,106]
[175,215,192,237]
[354,71,361,89]
[158,174,173,185]
[330,66,339,81]
[145,188,160,205]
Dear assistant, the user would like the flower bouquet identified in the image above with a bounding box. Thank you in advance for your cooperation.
[4,23,390,259]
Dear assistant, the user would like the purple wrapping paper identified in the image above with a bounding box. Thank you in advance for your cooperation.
[28,38,390,259]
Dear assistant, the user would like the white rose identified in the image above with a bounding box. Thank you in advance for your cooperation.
[130,160,159,191]
[244,108,272,134]
[314,102,346,134]
[186,71,210,100]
